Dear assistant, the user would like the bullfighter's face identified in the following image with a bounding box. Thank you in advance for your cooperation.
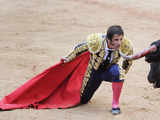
[107,34,123,51]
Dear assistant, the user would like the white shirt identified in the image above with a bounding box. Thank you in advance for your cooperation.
[103,42,114,62]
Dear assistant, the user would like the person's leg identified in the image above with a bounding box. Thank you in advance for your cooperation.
[80,69,103,104]
[112,81,123,108]
[102,64,124,115]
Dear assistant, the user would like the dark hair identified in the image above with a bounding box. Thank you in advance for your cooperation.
[106,25,124,41]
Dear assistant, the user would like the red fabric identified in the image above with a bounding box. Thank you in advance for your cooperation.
[0,52,90,110]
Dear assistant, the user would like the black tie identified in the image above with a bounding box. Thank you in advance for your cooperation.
[99,50,112,71]
[105,50,112,63]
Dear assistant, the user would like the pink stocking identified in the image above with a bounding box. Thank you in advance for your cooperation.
[112,82,123,108]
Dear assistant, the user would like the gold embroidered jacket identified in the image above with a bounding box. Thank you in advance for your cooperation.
[65,33,133,94]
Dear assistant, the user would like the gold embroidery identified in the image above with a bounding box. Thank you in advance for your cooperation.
[87,33,104,54]
[65,42,88,62]
[94,62,99,70]
[80,62,92,95]
[80,34,133,95]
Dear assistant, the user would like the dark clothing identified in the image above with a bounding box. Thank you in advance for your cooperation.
[81,64,124,104]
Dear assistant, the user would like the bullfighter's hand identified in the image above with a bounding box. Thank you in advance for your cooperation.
[61,57,69,63]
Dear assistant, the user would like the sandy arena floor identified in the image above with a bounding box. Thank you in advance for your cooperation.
[0,0,160,119]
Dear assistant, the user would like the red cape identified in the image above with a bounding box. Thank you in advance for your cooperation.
[0,52,90,110]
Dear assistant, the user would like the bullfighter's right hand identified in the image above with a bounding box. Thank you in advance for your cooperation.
[61,57,69,63]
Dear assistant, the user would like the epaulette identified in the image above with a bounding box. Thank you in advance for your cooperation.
[87,33,105,54]
[120,35,133,54]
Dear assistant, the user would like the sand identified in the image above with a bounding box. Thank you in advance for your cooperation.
[0,0,160,119]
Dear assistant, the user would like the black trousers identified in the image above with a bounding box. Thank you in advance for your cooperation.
[80,68,102,104]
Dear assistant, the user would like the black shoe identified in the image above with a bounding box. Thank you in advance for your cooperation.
[112,107,121,115]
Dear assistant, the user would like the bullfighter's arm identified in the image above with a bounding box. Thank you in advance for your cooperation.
[120,36,134,74]
[64,42,88,62]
